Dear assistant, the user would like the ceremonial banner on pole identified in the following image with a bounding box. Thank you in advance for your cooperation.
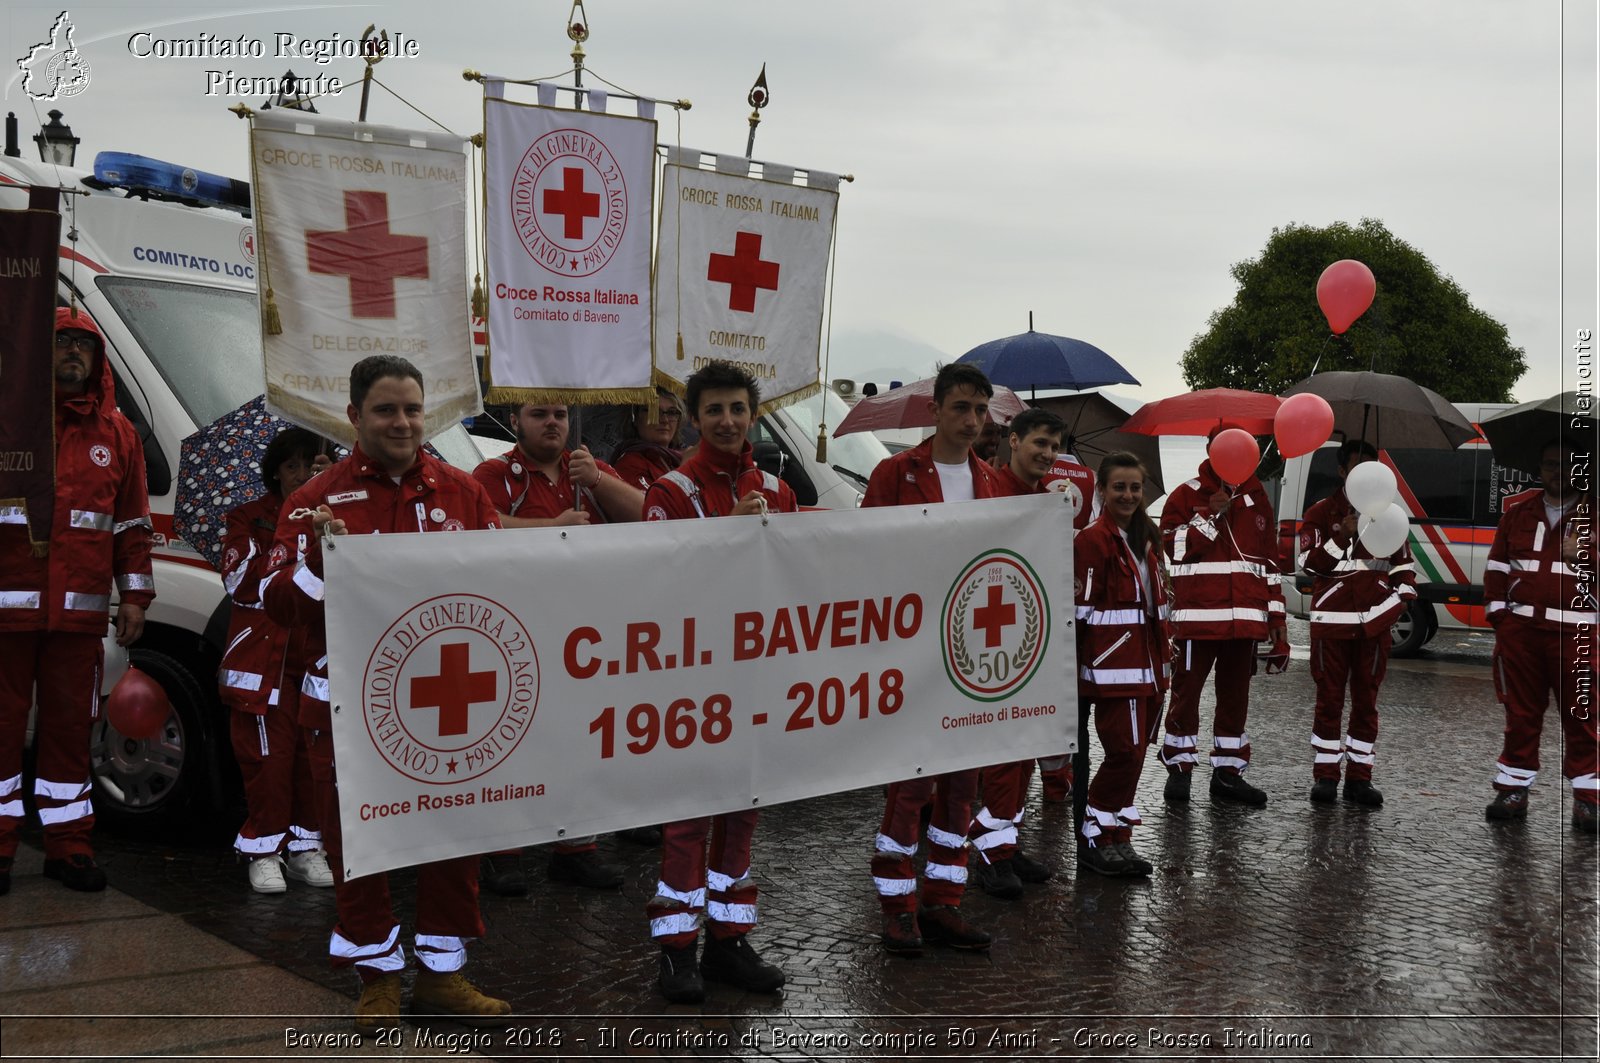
[251,109,477,445]
[655,159,838,411]
[324,494,1076,878]
[483,97,656,404]
[0,186,61,552]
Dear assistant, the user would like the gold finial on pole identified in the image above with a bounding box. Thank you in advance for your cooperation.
[462,68,484,83]
[356,24,389,122]
[228,103,253,119]
[568,0,590,104]
[745,63,769,158]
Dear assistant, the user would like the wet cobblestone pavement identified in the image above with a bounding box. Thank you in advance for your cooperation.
[5,622,1598,1060]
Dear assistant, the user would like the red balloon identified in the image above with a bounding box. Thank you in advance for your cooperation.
[105,667,170,741]
[1316,259,1376,334]
[1208,428,1260,485]
[1274,393,1336,459]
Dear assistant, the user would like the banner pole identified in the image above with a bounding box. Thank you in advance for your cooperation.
[744,63,769,158]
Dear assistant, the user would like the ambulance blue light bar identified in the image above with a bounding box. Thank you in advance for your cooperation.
[92,152,251,214]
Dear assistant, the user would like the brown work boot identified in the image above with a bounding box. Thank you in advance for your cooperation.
[410,970,511,1026]
[880,911,922,956]
[918,905,991,951]
[352,973,403,1035]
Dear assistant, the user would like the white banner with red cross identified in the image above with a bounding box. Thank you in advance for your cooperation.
[483,97,656,405]
[323,493,1077,879]
[654,158,839,411]
[250,109,478,444]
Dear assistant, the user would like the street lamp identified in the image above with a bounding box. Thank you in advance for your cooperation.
[33,109,79,167]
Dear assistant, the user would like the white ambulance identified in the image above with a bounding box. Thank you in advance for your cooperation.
[1276,402,1521,655]
[1,149,485,833]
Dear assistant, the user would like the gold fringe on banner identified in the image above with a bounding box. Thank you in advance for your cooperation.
[31,541,49,559]
[262,289,283,335]
[756,380,821,419]
[470,274,487,320]
[815,425,828,464]
[484,386,655,408]
[652,366,688,398]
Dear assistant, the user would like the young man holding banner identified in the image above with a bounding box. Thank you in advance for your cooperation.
[642,360,795,1004]
[863,362,1001,955]
[262,355,510,1034]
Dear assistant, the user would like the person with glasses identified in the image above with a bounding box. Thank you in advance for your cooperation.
[1,308,155,896]
[611,388,687,491]
[1484,439,1599,833]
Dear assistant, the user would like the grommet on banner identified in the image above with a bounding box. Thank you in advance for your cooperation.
[332,704,340,714]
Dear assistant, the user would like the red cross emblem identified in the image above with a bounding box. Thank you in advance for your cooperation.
[409,642,497,738]
[707,231,780,313]
[542,166,602,241]
[305,190,429,318]
[972,583,1016,649]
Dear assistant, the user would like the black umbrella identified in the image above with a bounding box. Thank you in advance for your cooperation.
[1030,392,1164,496]
[1281,371,1476,451]
[1479,392,1599,477]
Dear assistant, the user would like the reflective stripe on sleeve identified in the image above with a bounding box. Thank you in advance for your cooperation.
[114,516,154,534]
[301,673,330,702]
[70,510,114,531]
[292,559,325,601]
[117,573,154,592]
[223,670,264,691]
[63,592,110,612]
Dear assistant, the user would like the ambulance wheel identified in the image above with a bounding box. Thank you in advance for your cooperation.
[89,648,208,834]
[1390,601,1433,658]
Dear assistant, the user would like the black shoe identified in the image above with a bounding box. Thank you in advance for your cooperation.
[700,934,785,993]
[1486,789,1529,821]
[0,856,11,896]
[1113,842,1153,876]
[1573,801,1598,835]
[918,906,991,951]
[972,857,1024,900]
[657,943,705,1004]
[617,825,662,847]
[547,849,624,890]
[1309,778,1339,804]
[1010,849,1053,884]
[1210,771,1268,807]
[480,852,528,897]
[1343,779,1384,807]
[1164,771,1192,804]
[881,912,923,956]
[43,854,107,892]
[1080,843,1142,877]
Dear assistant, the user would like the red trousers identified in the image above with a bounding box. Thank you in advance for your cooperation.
[229,691,319,856]
[872,769,977,914]
[0,632,101,860]
[647,811,759,948]
[1039,758,1074,801]
[972,760,1033,862]
[1083,696,1157,846]
[1311,636,1388,781]
[1162,638,1256,775]
[1492,618,1600,799]
[305,730,484,980]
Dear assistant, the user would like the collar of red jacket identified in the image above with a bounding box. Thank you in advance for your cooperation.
[685,439,756,480]
[996,463,1045,494]
[350,442,431,482]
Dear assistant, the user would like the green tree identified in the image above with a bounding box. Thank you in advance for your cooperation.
[1181,218,1525,402]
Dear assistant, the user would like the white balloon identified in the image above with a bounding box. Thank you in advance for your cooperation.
[1345,461,1398,514]
[1359,503,1410,556]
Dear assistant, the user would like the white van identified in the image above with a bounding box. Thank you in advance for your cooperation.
[1,150,485,832]
[1276,403,1521,655]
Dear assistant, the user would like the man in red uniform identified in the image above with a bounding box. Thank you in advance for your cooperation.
[1158,425,1286,807]
[0,308,153,895]
[642,360,794,1003]
[864,362,1001,956]
[1297,441,1416,807]
[262,355,510,1032]
[969,408,1064,898]
[1484,440,1598,832]
[471,401,644,893]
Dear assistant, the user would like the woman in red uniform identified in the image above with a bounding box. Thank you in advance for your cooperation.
[1076,452,1172,876]
[217,427,332,893]
[610,389,685,491]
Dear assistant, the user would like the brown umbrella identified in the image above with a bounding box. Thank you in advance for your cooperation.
[1281,371,1476,451]
[1030,392,1164,496]
[833,377,1028,436]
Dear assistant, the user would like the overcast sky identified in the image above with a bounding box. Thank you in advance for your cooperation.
[4,0,1593,404]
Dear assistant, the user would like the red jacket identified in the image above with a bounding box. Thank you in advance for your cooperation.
[1485,488,1598,631]
[472,447,629,522]
[217,492,305,714]
[643,441,797,520]
[861,438,1001,508]
[1297,487,1417,640]
[1160,459,1283,640]
[0,337,153,635]
[611,441,682,492]
[262,445,500,730]
[993,464,1047,498]
[1075,513,1172,697]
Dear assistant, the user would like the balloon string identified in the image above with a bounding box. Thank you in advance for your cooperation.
[1307,333,1334,378]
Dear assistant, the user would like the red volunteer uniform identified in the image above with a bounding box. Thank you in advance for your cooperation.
[472,447,630,522]
[641,442,795,948]
[1297,488,1417,782]
[217,492,319,857]
[863,439,1001,914]
[262,445,499,979]
[1075,513,1171,847]
[1484,488,1599,802]
[0,321,153,860]
[1158,459,1284,776]
[611,441,682,493]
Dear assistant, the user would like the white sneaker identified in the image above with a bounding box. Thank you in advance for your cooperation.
[247,856,287,894]
[283,848,335,887]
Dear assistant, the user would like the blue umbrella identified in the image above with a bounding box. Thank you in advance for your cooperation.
[956,319,1138,394]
